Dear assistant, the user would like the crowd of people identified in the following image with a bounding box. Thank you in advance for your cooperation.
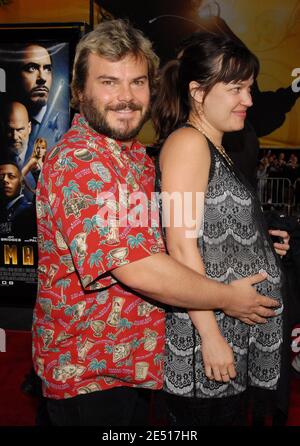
[258,150,300,184]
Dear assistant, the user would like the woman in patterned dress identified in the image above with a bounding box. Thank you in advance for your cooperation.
[153,32,285,425]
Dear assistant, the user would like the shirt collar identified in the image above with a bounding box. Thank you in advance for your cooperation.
[6,194,24,210]
[32,105,47,125]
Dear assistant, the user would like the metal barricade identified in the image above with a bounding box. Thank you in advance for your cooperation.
[293,178,300,212]
[257,177,293,215]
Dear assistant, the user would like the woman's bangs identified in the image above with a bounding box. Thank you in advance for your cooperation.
[219,51,259,84]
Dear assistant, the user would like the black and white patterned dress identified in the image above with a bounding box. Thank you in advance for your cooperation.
[156,135,283,399]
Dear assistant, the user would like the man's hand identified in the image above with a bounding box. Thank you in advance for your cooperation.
[269,229,290,257]
[223,272,278,325]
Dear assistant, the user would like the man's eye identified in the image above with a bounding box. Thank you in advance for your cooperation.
[23,65,37,73]
[134,80,144,86]
[102,80,114,86]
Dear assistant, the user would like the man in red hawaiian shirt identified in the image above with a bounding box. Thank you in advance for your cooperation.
[32,19,279,426]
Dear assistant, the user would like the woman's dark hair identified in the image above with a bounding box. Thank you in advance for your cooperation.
[152,32,259,145]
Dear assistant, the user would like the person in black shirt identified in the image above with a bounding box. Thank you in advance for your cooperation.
[0,160,36,236]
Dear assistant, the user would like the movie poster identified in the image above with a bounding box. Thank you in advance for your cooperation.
[0,40,70,306]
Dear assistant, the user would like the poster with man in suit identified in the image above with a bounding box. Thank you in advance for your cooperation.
[0,40,70,306]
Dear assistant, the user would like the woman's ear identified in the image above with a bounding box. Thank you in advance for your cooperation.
[189,81,204,105]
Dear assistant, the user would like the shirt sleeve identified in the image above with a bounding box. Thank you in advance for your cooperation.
[48,151,165,291]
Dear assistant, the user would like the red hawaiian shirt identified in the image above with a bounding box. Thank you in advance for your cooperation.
[32,114,166,399]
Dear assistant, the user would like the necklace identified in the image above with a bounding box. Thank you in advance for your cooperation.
[186,121,234,166]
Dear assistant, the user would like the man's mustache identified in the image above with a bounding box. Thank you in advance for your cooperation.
[106,101,142,112]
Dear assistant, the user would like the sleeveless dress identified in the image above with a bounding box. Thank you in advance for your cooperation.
[155,132,283,399]
[31,167,42,185]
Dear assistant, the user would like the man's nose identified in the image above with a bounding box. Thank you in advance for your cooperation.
[117,83,134,102]
[36,70,46,84]
[11,130,18,140]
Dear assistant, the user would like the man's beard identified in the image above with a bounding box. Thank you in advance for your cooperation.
[81,97,150,141]
[30,96,48,113]
[19,88,48,114]
[7,141,25,155]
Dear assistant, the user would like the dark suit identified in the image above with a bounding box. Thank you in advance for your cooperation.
[0,194,36,237]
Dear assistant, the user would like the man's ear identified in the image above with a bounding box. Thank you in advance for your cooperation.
[189,81,204,104]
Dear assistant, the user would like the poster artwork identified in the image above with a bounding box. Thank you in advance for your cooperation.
[0,41,70,306]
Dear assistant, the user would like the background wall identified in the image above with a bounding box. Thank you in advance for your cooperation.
[0,0,94,23]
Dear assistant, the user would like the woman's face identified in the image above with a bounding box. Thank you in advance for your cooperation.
[36,143,47,158]
[200,76,254,134]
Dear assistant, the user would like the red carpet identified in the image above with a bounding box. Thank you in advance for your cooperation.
[0,329,300,426]
[0,330,38,426]
[287,376,300,425]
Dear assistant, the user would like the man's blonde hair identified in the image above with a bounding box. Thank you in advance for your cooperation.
[71,19,160,110]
